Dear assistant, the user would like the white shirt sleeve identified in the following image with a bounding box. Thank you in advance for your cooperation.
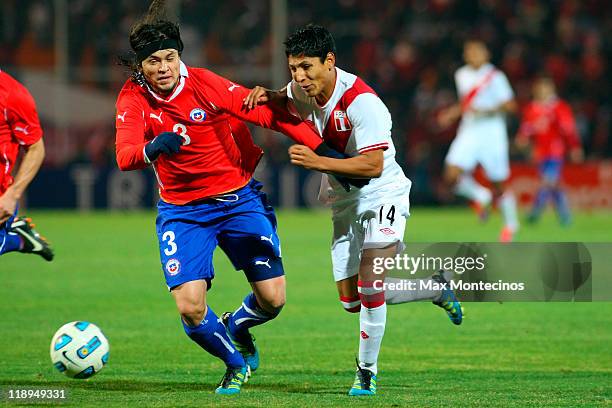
[455,68,467,98]
[492,71,514,104]
[346,93,392,153]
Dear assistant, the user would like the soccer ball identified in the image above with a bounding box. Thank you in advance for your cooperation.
[49,321,110,379]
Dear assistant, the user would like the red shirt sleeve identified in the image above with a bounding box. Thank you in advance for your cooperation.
[115,88,150,171]
[6,84,43,146]
[556,101,581,149]
[200,69,324,150]
[516,103,536,143]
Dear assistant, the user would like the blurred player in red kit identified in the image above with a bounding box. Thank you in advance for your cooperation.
[516,76,583,225]
[0,69,53,261]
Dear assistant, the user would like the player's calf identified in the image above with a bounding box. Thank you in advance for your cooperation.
[340,295,361,313]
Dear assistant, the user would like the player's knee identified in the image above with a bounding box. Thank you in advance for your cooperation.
[178,303,206,327]
[339,295,361,313]
[258,294,285,317]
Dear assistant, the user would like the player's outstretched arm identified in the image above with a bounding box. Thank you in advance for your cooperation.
[200,70,327,151]
[243,86,288,111]
[289,145,383,179]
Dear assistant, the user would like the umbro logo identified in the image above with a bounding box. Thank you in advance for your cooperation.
[379,228,395,235]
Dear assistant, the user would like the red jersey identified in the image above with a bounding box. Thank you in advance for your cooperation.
[0,70,44,194]
[115,63,324,204]
[516,98,580,161]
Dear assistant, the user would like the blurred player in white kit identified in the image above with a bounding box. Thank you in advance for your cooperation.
[438,39,519,242]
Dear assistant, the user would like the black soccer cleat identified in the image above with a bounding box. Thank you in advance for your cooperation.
[10,217,54,261]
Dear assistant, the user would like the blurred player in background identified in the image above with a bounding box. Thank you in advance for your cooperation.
[516,76,583,225]
[115,1,355,396]
[0,69,53,262]
[438,39,519,242]
[245,24,463,396]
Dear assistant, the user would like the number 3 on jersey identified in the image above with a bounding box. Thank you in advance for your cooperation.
[162,231,178,256]
[173,123,191,146]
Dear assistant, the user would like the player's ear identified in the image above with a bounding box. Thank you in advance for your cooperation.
[326,52,335,70]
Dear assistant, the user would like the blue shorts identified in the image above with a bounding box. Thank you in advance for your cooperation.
[155,179,283,290]
[539,159,563,184]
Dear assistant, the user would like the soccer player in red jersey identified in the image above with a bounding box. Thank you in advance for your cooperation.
[0,69,53,261]
[516,76,583,225]
[115,2,355,395]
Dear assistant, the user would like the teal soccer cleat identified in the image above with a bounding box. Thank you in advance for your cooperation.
[348,361,377,396]
[222,312,260,372]
[215,366,249,395]
[432,272,464,325]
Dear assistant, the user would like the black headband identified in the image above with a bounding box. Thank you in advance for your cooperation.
[135,38,183,63]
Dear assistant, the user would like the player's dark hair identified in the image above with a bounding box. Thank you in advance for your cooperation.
[464,37,489,50]
[284,24,336,63]
[117,0,183,85]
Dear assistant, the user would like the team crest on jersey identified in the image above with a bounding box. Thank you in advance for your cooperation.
[165,258,181,276]
[334,110,352,132]
[189,108,206,122]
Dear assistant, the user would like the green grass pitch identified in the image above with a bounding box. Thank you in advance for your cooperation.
[1,208,610,407]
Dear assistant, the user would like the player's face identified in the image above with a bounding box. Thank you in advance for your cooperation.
[533,79,555,101]
[141,49,181,95]
[463,42,489,68]
[287,53,335,100]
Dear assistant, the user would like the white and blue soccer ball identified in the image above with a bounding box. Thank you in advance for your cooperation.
[50,321,109,379]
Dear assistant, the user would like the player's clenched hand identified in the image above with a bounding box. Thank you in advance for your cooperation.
[243,86,270,110]
[0,191,17,225]
[289,144,323,171]
[145,132,183,161]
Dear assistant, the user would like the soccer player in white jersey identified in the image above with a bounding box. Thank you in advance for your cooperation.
[245,24,462,396]
[438,39,519,242]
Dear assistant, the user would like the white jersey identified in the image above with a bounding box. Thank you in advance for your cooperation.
[286,67,411,207]
[446,63,514,181]
[455,63,513,137]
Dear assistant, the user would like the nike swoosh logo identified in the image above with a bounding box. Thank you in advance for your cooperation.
[15,227,43,252]
[62,351,77,365]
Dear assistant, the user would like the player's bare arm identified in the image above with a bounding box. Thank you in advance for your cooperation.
[437,103,462,128]
[289,145,383,178]
[243,86,288,110]
[470,99,517,116]
[0,139,45,224]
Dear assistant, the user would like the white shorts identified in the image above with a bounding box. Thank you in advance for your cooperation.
[330,197,409,282]
[445,127,510,181]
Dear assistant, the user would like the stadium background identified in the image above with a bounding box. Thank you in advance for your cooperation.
[0,2,610,407]
[0,0,609,209]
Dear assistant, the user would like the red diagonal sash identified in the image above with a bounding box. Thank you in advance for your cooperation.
[461,68,497,112]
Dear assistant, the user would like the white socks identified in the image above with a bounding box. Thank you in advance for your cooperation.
[455,174,492,206]
[358,302,386,375]
[499,191,519,231]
